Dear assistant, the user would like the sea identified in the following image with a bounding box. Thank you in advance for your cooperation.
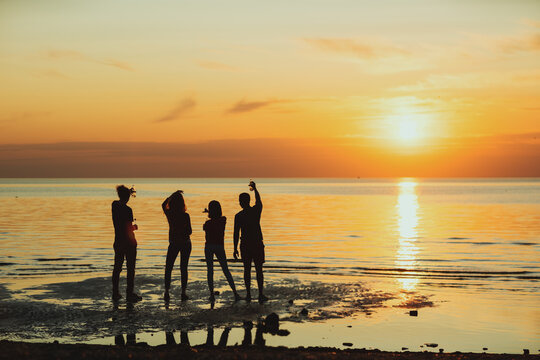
[0,178,538,353]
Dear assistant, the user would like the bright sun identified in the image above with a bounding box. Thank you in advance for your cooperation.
[398,118,421,141]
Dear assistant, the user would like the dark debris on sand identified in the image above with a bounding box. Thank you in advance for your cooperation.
[0,341,536,360]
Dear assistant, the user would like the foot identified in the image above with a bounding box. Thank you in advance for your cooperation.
[233,292,242,302]
[258,294,269,304]
[164,291,170,302]
[126,293,142,302]
[245,293,252,303]
[112,292,122,302]
[181,293,189,302]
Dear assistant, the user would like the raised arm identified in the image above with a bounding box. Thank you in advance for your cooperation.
[161,197,170,212]
[252,182,262,211]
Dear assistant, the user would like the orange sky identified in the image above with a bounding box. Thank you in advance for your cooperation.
[0,1,539,176]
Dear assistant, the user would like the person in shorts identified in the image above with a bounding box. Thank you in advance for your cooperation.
[111,185,141,302]
[233,181,268,303]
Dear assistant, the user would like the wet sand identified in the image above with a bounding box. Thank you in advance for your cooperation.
[0,341,534,359]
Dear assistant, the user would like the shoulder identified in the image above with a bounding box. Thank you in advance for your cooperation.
[185,212,191,219]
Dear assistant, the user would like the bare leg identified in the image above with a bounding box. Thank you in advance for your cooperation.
[243,260,252,302]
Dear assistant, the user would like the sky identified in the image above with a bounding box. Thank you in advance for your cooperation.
[0,0,539,177]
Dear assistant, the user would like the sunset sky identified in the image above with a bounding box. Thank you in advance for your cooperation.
[1,0,539,177]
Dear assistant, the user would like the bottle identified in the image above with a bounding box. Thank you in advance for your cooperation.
[249,179,254,191]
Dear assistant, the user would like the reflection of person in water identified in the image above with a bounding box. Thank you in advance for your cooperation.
[165,331,190,346]
[241,321,265,346]
[203,200,241,303]
[115,333,136,346]
[204,325,231,347]
[111,185,141,302]
[162,190,192,302]
[234,181,268,303]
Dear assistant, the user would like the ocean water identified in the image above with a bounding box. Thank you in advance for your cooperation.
[0,178,538,353]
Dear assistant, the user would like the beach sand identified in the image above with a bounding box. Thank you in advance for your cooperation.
[0,341,535,359]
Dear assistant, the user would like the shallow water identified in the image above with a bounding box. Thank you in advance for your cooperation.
[0,178,538,353]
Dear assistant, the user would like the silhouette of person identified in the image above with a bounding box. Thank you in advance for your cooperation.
[233,181,268,303]
[162,190,192,301]
[204,325,231,347]
[241,321,266,346]
[112,185,141,302]
[203,200,241,303]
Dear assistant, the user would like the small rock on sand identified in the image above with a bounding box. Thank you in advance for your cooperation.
[265,313,279,332]
[347,325,352,328]
[425,343,438,348]
[401,347,408,351]
[300,308,308,316]
[439,349,444,353]
[343,343,353,347]
[523,349,529,355]
[483,347,488,351]
[288,299,294,305]
[409,310,418,316]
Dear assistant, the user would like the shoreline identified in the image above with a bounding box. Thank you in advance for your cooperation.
[0,341,535,359]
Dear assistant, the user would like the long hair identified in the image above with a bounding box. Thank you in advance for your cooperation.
[207,200,222,219]
[169,191,187,213]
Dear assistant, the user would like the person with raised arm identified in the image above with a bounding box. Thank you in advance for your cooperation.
[111,185,142,302]
[162,190,192,301]
[234,180,268,303]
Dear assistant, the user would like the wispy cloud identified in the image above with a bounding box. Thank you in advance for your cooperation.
[303,38,410,59]
[226,99,288,114]
[32,69,70,79]
[497,32,540,54]
[46,50,134,71]
[154,98,196,123]
[197,60,237,71]
[0,111,51,124]
[392,70,540,92]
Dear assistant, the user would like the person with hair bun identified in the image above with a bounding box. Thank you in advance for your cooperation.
[111,185,141,302]
[203,200,241,303]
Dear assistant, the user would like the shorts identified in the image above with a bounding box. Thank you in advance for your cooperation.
[240,242,265,265]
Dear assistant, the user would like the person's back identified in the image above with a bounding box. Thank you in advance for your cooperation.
[203,216,226,246]
[164,209,191,244]
[112,200,135,247]
[204,200,240,303]
[162,190,192,301]
[234,195,263,247]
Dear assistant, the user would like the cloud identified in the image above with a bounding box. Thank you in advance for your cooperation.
[227,100,277,114]
[303,38,410,59]
[0,111,51,124]
[154,98,196,123]
[197,60,236,71]
[497,32,540,54]
[32,69,70,79]
[46,50,134,71]
[391,70,540,92]
[0,135,538,177]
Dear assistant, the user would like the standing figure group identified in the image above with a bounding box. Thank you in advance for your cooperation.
[111,181,268,304]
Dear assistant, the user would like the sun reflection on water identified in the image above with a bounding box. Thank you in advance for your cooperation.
[395,180,420,291]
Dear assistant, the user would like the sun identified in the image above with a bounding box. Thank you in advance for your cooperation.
[398,117,422,141]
